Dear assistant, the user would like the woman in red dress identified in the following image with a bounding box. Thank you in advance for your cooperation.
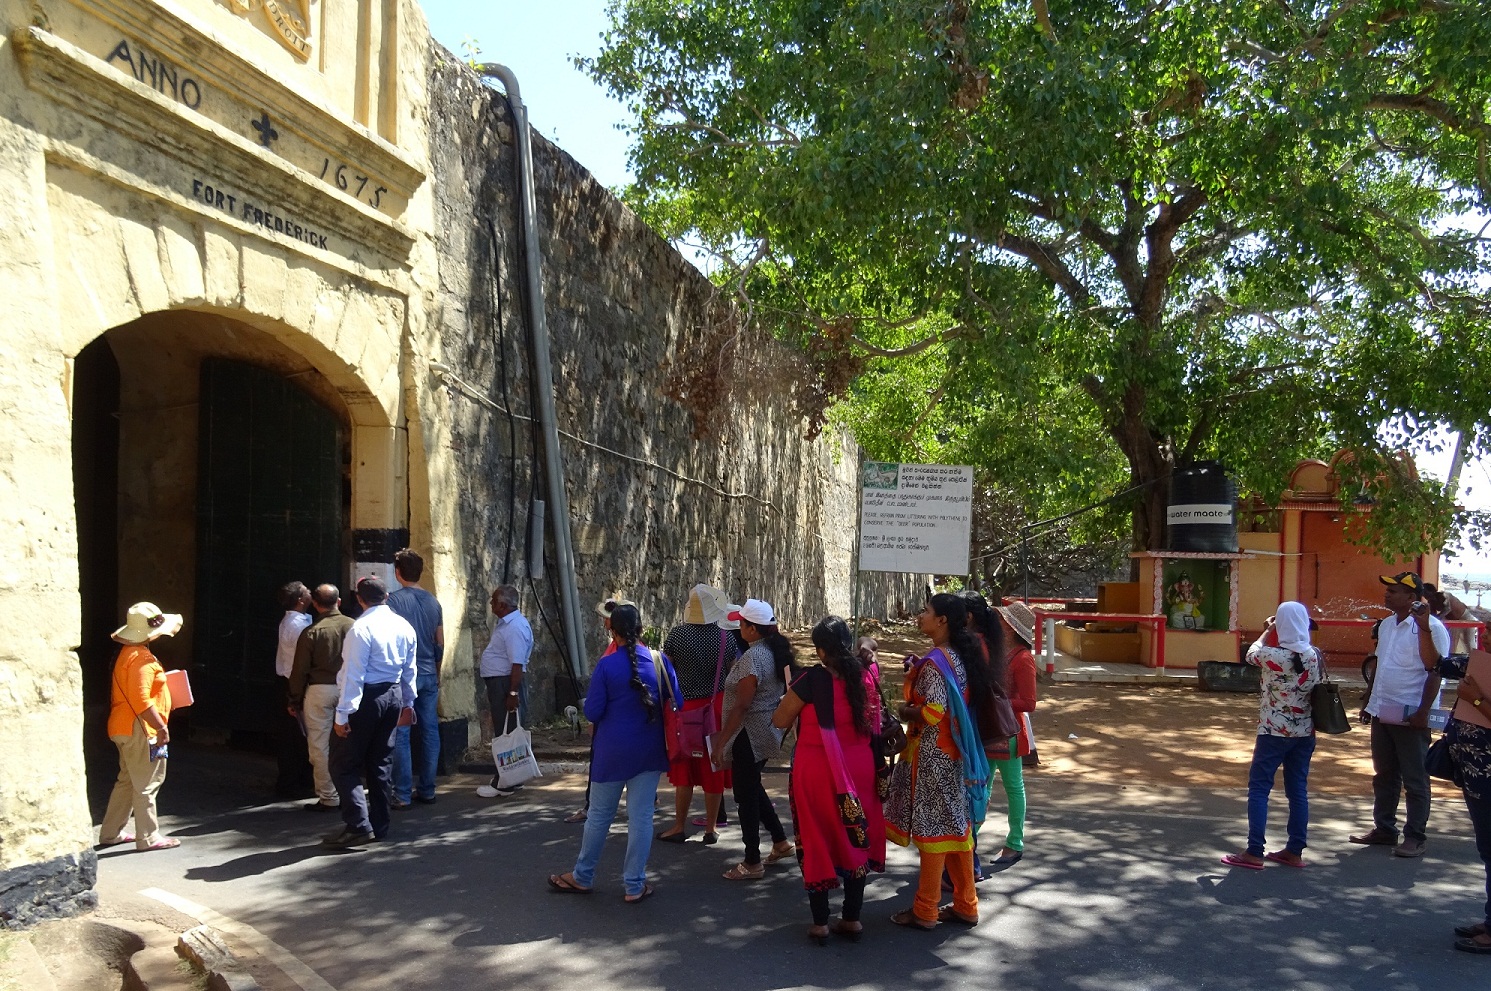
[773,616,885,944]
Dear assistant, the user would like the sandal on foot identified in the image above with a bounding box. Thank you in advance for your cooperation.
[937,905,979,926]
[1220,853,1265,870]
[1264,850,1305,869]
[656,830,687,844]
[1455,933,1491,954]
[547,873,593,894]
[889,909,937,930]
[564,808,589,823]
[831,921,863,942]
[141,837,180,851]
[98,832,135,847]
[624,884,655,904]
[723,862,765,881]
[764,842,795,864]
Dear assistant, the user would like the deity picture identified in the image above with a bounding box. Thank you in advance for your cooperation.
[1165,570,1207,630]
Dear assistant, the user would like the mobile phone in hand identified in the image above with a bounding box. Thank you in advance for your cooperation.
[149,742,168,762]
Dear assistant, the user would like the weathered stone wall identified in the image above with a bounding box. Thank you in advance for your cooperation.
[423,52,921,728]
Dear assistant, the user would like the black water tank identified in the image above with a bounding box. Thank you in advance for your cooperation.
[1167,462,1238,552]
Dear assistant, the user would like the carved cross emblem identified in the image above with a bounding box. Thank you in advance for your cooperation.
[251,111,279,148]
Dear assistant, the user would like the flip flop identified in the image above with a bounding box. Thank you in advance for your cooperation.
[564,808,589,823]
[624,884,655,904]
[142,837,180,851]
[547,873,593,894]
[98,832,135,847]
[889,909,937,930]
[1264,851,1305,869]
[1220,853,1265,871]
[937,905,979,926]
[993,850,1024,866]
[722,863,765,881]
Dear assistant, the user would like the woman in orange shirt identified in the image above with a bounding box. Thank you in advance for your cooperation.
[99,602,183,851]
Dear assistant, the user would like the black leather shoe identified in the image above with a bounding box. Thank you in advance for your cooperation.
[321,828,376,849]
[412,795,437,805]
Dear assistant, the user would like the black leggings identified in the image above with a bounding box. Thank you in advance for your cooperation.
[809,877,867,926]
[731,731,786,865]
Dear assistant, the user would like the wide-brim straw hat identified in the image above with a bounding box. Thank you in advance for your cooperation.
[996,601,1037,649]
[112,601,184,644]
[683,583,728,625]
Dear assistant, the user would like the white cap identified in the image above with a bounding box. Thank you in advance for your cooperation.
[728,598,776,627]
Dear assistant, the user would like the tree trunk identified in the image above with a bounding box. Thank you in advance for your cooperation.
[1108,387,1173,574]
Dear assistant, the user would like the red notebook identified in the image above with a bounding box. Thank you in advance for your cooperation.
[164,668,194,708]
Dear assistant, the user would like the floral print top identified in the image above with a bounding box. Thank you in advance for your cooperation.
[1244,637,1323,737]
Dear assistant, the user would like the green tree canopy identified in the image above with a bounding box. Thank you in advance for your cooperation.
[587,0,1491,558]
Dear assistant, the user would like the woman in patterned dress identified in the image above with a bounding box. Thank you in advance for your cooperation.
[711,598,794,879]
[886,593,986,929]
[1221,601,1323,869]
[772,616,884,943]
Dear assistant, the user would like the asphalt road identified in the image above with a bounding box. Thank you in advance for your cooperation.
[94,745,1490,991]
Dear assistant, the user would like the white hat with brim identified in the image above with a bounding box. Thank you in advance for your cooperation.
[112,602,184,644]
[728,598,776,627]
[712,588,743,630]
[595,594,634,618]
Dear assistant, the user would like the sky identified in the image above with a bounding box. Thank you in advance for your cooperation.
[415,1,1491,582]
[419,1,633,190]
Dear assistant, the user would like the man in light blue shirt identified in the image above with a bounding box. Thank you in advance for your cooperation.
[324,576,417,847]
[477,584,533,798]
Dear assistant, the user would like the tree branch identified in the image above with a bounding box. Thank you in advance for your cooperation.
[991,231,1092,308]
[849,325,975,358]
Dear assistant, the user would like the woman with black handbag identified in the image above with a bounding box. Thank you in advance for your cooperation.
[1221,602,1323,870]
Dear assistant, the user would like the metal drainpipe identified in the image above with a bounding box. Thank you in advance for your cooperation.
[477,63,587,685]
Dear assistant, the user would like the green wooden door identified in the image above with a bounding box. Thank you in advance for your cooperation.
[193,358,344,733]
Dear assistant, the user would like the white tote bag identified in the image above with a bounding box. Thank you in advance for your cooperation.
[491,712,542,789]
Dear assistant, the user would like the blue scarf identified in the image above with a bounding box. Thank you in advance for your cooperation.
[925,649,990,828]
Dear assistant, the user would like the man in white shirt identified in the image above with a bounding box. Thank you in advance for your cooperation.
[476,584,533,798]
[323,576,418,847]
[274,581,313,799]
[1351,571,1450,859]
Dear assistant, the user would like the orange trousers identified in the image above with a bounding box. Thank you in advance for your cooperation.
[914,848,977,923]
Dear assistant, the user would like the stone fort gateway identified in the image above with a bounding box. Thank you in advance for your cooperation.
[0,0,917,922]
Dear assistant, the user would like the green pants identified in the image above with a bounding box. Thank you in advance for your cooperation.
[991,754,1026,851]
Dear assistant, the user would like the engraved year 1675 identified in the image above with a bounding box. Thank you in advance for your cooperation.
[319,158,388,209]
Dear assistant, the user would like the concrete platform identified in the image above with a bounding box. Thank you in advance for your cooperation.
[1045,650,1368,687]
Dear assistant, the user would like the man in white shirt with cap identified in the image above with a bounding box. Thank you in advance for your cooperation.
[1351,571,1450,859]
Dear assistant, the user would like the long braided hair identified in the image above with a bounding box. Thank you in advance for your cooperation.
[610,604,658,723]
[928,592,994,711]
[811,616,873,736]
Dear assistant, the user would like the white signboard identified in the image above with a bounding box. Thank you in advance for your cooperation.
[858,463,973,575]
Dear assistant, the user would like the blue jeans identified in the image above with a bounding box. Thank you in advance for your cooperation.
[1247,734,1316,856]
[392,677,441,802]
[572,770,662,896]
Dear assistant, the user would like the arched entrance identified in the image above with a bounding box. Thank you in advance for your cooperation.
[73,310,355,780]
